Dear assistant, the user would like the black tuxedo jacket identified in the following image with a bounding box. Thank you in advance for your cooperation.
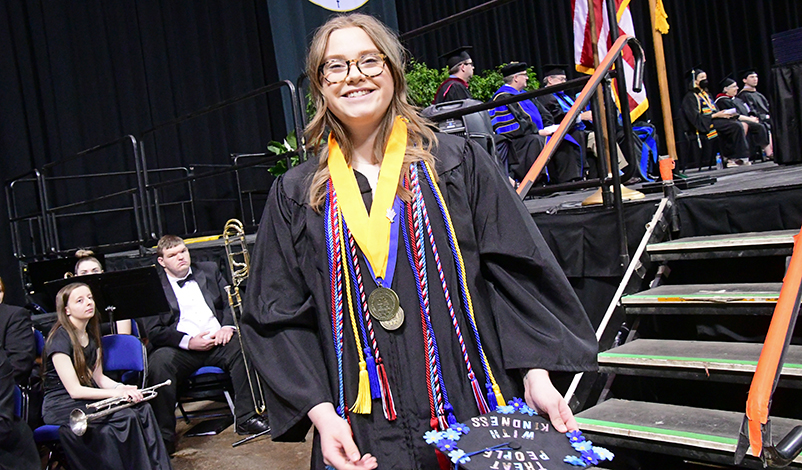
[0,304,35,385]
[143,261,233,349]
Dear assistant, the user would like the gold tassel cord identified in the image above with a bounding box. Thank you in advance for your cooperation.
[351,360,373,414]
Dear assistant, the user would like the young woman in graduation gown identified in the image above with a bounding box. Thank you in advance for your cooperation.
[241,13,598,470]
[42,283,172,470]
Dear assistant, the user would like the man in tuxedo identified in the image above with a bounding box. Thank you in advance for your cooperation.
[144,235,269,454]
[0,299,35,387]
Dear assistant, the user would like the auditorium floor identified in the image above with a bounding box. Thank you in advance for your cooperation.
[171,402,312,470]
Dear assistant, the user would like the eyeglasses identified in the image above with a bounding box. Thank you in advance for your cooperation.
[320,53,387,84]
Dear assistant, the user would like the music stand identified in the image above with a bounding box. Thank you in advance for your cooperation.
[43,266,170,334]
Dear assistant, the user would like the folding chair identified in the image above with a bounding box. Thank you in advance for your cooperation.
[30,329,68,470]
[176,366,235,424]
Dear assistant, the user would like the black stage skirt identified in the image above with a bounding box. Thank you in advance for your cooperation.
[43,395,172,470]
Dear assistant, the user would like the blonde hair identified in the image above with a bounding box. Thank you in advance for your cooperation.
[304,13,438,211]
[45,283,102,387]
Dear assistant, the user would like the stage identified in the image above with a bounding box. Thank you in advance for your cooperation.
[524,161,802,328]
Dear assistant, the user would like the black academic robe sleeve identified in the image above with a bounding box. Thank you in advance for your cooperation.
[0,305,35,385]
[537,94,564,123]
[681,92,711,134]
[441,137,598,371]
[241,170,332,442]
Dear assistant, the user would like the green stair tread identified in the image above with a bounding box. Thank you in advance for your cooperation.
[647,230,796,253]
[576,400,802,462]
[599,339,802,374]
[622,283,782,304]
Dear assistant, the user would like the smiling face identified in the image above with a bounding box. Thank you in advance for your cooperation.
[158,243,191,278]
[320,27,394,133]
[65,285,95,322]
[725,82,739,97]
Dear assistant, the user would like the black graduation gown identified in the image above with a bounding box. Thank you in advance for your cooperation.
[433,77,472,104]
[681,90,749,160]
[536,93,589,172]
[737,89,771,129]
[715,95,769,150]
[42,328,172,470]
[241,133,598,469]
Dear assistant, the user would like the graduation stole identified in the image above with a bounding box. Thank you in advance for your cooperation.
[695,90,719,140]
[323,120,504,428]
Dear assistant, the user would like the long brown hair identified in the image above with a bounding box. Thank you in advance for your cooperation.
[305,13,438,211]
[45,282,102,387]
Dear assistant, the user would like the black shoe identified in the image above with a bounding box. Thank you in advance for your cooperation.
[163,439,176,456]
[236,415,271,436]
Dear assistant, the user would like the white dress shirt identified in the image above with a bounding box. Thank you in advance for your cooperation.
[167,269,227,350]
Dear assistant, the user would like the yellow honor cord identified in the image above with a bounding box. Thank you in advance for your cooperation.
[337,209,371,415]
[328,116,408,280]
[423,162,505,406]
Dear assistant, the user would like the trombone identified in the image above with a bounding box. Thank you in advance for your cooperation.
[223,219,267,416]
[69,379,171,436]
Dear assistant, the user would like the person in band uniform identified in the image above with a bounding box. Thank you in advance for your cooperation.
[72,249,134,335]
[143,235,269,455]
[241,14,596,470]
[42,282,171,470]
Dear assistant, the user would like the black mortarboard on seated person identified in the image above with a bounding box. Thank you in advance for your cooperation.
[738,68,758,80]
[719,75,737,90]
[542,64,569,78]
[684,64,704,89]
[500,61,528,78]
[440,46,473,70]
[422,399,615,469]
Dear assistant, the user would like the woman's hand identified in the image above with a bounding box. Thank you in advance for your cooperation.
[523,369,578,433]
[115,385,145,403]
[308,403,378,469]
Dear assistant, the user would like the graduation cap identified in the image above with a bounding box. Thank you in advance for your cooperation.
[719,75,737,90]
[441,46,473,70]
[422,398,614,469]
[542,64,569,78]
[738,68,758,80]
[500,62,528,78]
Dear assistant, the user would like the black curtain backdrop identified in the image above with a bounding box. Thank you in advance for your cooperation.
[0,0,282,304]
[397,0,802,158]
[2,0,800,303]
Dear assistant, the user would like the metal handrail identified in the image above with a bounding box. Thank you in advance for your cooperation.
[515,35,645,197]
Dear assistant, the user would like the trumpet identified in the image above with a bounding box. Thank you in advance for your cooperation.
[223,219,267,416]
[69,379,171,436]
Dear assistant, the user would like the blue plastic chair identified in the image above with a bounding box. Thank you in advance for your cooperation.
[176,366,235,424]
[30,329,68,469]
[101,334,147,387]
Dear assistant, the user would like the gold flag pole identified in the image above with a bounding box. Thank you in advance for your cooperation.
[649,0,678,166]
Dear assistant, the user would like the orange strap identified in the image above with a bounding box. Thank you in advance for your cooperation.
[746,228,802,456]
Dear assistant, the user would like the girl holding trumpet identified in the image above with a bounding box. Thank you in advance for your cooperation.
[43,282,172,470]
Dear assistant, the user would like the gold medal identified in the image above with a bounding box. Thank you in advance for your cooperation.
[368,287,400,321]
[379,306,404,331]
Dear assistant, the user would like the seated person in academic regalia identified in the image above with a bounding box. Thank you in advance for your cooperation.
[536,64,629,179]
[714,76,770,162]
[737,68,773,157]
[432,46,474,104]
[681,67,750,166]
[489,62,583,184]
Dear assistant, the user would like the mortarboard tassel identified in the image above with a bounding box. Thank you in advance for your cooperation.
[350,360,372,414]
[364,348,381,400]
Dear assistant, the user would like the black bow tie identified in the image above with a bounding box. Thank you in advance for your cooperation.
[176,272,195,288]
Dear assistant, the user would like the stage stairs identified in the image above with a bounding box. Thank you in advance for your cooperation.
[575,229,800,469]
